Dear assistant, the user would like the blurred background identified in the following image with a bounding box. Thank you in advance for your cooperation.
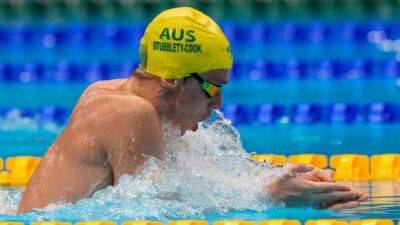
[0,0,400,158]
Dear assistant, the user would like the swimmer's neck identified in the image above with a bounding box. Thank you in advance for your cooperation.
[122,69,180,122]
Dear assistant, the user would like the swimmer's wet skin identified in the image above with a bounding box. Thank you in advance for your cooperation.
[17,7,367,213]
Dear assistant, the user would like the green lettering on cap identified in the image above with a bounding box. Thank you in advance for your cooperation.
[172,28,184,41]
[159,28,170,40]
[185,30,196,42]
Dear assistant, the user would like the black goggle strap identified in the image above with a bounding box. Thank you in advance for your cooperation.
[191,73,222,98]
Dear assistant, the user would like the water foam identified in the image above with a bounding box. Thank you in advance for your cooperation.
[0,189,20,215]
[0,111,280,221]
[0,109,61,133]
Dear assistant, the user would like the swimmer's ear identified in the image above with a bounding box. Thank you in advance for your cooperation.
[160,78,184,95]
[173,79,184,90]
[160,78,174,88]
[168,79,184,95]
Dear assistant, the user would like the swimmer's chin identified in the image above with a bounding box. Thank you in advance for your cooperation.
[190,123,199,132]
[181,123,199,135]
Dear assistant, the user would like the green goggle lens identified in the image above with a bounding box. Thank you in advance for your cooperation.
[191,73,222,99]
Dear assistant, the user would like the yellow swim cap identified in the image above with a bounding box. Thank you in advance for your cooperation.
[139,7,233,79]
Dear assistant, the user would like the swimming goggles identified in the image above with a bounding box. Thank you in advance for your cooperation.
[191,73,222,99]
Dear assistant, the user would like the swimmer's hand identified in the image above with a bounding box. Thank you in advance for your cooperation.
[265,164,368,209]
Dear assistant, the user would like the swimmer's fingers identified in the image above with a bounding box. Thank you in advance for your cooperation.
[312,183,368,209]
[351,188,368,201]
[314,190,359,203]
[311,182,352,193]
[285,164,315,176]
[345,186,368,201]
[323,200,361,210]
[357,193,369,202]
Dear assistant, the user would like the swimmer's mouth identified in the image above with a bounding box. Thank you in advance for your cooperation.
[203,111,212,121]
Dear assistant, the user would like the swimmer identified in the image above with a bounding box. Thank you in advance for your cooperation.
[18,7,367,213]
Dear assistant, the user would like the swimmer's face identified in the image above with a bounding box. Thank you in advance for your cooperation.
[176,69,230,132]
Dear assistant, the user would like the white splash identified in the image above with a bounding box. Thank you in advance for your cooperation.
[368,30,400,61]
[0,109,61,133]
[0,111,280,221]
[0,189,20,215]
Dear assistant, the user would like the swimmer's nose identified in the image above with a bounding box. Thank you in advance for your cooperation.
[209,93,223,109]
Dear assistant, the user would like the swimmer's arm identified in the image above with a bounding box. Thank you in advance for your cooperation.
[102,101,163,184]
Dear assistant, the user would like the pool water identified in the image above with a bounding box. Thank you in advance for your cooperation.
[0,113,400,222]
[1,79,400,157]
[0,182,400,222]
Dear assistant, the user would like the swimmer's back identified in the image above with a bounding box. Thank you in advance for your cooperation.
[19,79,163,213]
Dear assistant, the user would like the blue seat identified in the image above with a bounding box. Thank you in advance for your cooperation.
[0,107,10,117]
[247,60,276,80]
[367,29,387,44]
[106,23,145,47]
[131,23,146,45]
[365,103,397,123]
[365,21,390,39]
[248,23,272,43]
[1,107,36,118]
[109,25,132,46]
[37,26,68,48]
[19,108,36,118]
[220,23,243,44]
[0,63,14,81]
[335,22,367,43]
[256,104,284,124]
[3,25,33,47]
[231,61,246,80]
[83,63,111,82]
[342,59,374,79]
[40,106,69,124]
[311,60,341,79]
[291,103,323,124]
[0,25,6,45]
[381,60,400,78]
[327,103,358,123]
[13,63,45,82]
[111,61,136,79]
[0,107,13,117]
[32,25,61,48]
[221,104,251,125]
[120,61,137,78]
[63,25,92,46]
[387,23,400,39]
[49,62,83,82]
[306,22,332,44]
[276,22,305,43]
[96,23,118,45]
[282,59,308,79]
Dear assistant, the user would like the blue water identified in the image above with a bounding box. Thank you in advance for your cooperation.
[1,78,400,158]
[0,111,400,222]
[1,79,400,107]
[1,182,399,222]
[1,118,400,158]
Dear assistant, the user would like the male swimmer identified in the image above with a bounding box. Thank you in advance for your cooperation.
[18,7,367,213]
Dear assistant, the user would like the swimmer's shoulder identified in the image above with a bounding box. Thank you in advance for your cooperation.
[65,80,163,159]
[72,78,155,118]
[90,91,163,158]
[68,83,162,147]
[73,84,159,126]
[80,79,127,97]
